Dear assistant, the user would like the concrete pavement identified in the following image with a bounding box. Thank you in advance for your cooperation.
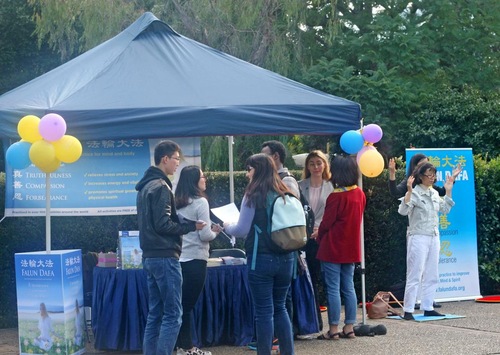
[1,300,499,355]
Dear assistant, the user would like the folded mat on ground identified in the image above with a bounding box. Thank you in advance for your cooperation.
[475,295,500,303]
[388,314,465,322]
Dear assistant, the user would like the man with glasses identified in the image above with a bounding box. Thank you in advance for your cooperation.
[136,140,205,354]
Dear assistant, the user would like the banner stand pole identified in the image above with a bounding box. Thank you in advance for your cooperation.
[46,173,51,253]
[228,136,234,203]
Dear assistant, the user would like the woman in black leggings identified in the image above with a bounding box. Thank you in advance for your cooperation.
[175,166,222,355]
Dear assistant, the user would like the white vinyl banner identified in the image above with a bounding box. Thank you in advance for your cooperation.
[406,148,481,301]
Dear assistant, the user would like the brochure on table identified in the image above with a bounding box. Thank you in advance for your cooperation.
[119,231,143,269]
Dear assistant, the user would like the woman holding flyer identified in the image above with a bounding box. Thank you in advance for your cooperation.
[175,165,221,355]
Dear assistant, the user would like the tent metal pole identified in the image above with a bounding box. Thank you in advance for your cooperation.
[358,119,367,324]
[358,171,367,324]
[360,214,367,324]
[228,136,234,203]
[46,173,51,253]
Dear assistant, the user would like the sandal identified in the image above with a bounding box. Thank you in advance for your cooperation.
[317,331,341,340]
[341,327,356,339]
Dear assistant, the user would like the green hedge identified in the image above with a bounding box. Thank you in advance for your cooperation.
[1,156,499,328]
[474,156,500,289]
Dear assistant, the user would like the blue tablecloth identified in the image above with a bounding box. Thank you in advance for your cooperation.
[92,267,149,351]
[92,264,318,351]
[191,265,254,347]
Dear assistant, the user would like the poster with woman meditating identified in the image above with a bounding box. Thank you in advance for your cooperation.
[15,249,85,355]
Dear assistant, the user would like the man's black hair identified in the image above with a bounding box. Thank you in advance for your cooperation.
[261,140,286,164]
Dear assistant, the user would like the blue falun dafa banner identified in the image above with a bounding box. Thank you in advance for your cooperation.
[406,148,481,301]
[4,137,200,217]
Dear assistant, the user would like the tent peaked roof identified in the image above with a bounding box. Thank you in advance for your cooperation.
[0,12,361,141]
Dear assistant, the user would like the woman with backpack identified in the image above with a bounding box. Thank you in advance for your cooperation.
[224,153,295,355]
[316,154,366,340]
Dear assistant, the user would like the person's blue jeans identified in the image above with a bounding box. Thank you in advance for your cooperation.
[143,257,183,355]
[248,253,294,355]
[321,262,357,326]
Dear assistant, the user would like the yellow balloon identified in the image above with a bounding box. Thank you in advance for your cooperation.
[36,158,61,173]
[358,149,384,177]
[29,140,56,167]
[18,115,43,143]
[53,135,82,163]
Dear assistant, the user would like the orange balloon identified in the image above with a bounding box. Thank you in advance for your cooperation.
[358,149,384,177]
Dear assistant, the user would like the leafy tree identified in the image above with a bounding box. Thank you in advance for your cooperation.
[302,58,415,157]
[26,0,322,77]
[201,136,230,171]
[151,0,341,78]
[0,0,60,94]
[11,0,500,164]
[300,0,499,157]
[202,135,297,172]
[28,0,144,60]
[407,87,500,157]
[314,0,499,91]
[415,0,500,91]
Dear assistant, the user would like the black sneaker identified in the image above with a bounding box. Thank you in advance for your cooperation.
[247,338,278,351]
[403,312,415,321]
[424,310,445,317]
[415,301,442,309]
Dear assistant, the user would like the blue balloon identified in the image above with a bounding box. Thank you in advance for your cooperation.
[340,130,364,154]
[6,141,32,170]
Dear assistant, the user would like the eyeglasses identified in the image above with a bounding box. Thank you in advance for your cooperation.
[422,174,436,179]
[246,166,254,172]
[165,155,180,161]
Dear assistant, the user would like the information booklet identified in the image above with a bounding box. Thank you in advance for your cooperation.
[119,231,143,269]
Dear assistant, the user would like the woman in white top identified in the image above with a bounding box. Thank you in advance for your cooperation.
[175,165,221,355]
[298,150,334,331]
[398,162,455,320]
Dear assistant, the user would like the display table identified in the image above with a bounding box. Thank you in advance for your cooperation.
[92,264,318,351]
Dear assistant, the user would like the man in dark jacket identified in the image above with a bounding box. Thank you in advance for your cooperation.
[136,140,205,355]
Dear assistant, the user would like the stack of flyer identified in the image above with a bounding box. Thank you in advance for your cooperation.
[119,231,143,269]
[221,256,246,265]
[207,258,224,267]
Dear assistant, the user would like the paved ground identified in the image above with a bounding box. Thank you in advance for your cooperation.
[1,300,499,355]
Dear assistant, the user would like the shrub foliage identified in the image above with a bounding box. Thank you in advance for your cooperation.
[1,157,499,327]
